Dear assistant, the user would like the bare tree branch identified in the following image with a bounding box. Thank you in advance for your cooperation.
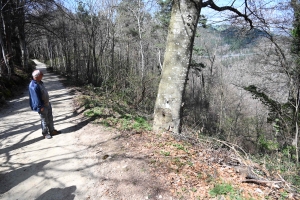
[202,0,253,28]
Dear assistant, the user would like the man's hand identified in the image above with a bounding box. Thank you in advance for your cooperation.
[41,107,44,112]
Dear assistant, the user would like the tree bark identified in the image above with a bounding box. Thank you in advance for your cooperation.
[153,0,201,133]
[290,0,300,165]
[0,0,11,78]
[16,0,28,71]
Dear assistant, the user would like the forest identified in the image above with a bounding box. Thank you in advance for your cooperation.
[0,0,300,196]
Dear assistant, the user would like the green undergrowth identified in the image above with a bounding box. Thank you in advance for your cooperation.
[77,85,152,132]
[255,153,300,192]
[209,182,244,199]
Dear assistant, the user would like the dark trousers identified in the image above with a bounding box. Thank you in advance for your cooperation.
[39,103,54,135]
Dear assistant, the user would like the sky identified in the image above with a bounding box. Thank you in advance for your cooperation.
[201,0,249,25]
[201,0,293,31]
[62,0,292,31]
[63,0,244,12]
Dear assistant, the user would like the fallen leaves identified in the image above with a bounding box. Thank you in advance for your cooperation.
[122,131,298,199]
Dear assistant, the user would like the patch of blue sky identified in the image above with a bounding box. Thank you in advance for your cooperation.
[201,0,246,25]
[62,0,115,13]
[201,0,293,35]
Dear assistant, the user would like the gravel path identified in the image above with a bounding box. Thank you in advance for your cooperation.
[0,60,172,200]
[0,60,90,199]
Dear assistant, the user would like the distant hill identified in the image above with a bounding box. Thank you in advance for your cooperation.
[218,26,268,49]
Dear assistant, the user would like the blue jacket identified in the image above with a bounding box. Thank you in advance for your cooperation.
[29,80,44,112]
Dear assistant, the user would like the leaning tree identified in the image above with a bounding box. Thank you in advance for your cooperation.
[153,0,253,133]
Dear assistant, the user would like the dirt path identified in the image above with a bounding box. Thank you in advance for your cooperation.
[0,60,172,200]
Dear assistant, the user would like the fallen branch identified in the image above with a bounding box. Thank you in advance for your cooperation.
[242,179,282,188]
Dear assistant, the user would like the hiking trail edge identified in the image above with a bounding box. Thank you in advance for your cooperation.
[0,60,172,200]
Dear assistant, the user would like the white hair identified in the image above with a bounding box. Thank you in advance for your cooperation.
[32,70,42,77]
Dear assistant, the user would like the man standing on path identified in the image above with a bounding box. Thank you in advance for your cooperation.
[29,69,61,139]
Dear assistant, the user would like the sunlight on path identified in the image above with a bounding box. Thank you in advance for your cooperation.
[0,60,88,199]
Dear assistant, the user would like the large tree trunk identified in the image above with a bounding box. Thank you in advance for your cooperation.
[17,0,28,71]
[0,0,11,78]
[153,0,201,133]
[0,32,9,78]
[292,0,300,166]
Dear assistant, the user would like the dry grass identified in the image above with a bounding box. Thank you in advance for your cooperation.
[122,131,299,199]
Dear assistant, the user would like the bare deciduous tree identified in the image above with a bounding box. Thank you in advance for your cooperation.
[153,0,253,133]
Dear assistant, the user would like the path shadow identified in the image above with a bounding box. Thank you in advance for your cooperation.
[0,122,40,140]
[0,135,44,155]
[0,160,50,194]
[36,186,76,200]
[57,117,95,135]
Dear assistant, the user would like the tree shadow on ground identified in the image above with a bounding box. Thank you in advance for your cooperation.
[0,160,50,194]
[0,121,40,140]
[36,186,76,200]
[56,116,95,135]
[0,134,43,155]
[69,130,172,199]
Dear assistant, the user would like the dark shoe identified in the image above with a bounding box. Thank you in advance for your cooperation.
[43,134,52,139]
[51,130,61,136]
